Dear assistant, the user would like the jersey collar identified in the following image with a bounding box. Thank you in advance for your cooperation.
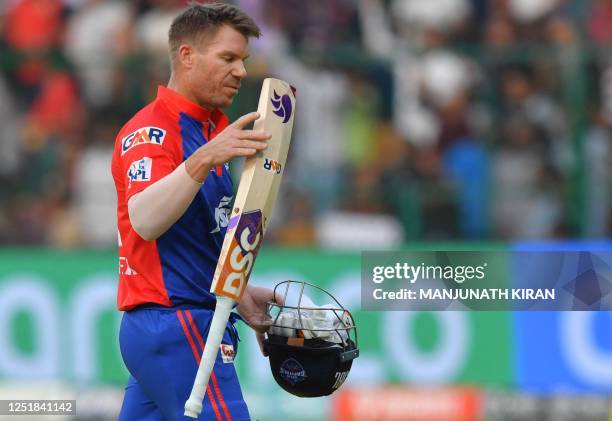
[157,85,226,125]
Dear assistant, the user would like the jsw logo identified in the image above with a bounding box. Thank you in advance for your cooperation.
[221,344,235,358]
[220,344,235,363]
[263,158,282,174]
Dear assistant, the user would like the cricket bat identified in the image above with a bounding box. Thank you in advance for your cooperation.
[184,78,296,418]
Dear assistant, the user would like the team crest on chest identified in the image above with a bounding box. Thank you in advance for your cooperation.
[211,196,233,234]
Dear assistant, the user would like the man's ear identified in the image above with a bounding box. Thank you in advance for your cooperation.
[177,44,195,69]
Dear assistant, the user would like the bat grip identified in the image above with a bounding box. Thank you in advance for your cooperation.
[184,296,235,418]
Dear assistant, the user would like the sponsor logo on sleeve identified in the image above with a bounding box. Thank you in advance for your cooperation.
[121,127,166,155]
[220,344,235,363]
[127,157,152,187]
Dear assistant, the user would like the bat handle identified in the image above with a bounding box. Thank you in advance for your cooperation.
[184,296,235,419]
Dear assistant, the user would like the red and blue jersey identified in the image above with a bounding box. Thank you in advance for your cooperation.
[111,86,232,311]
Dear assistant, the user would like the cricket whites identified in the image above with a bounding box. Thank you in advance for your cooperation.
[184,78,296,418]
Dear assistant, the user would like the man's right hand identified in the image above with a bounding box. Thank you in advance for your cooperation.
[185,112,270,183]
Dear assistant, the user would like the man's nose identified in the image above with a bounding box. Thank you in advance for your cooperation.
[233,60,247,79]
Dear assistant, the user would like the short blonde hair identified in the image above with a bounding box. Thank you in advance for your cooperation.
[168,2,261,62]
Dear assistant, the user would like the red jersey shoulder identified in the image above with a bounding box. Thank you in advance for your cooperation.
[114,101,178,158]
[111,100,183,199]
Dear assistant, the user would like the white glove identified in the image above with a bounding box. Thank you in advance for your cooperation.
[269,294,352,344]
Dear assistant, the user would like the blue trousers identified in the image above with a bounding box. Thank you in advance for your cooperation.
[118,306,250,420]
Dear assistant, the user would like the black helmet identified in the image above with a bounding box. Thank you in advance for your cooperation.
[263,281,359,397]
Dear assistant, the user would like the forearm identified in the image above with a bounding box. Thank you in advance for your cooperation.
[185,147,214,183]
[128,161,209,240]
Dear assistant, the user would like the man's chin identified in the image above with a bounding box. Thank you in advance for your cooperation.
[206,93,236,110]
[218,96,234,109]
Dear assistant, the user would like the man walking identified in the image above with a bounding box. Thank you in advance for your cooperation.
[111,3,274,420]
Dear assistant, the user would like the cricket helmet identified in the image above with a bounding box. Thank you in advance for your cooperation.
[263,280,359,397]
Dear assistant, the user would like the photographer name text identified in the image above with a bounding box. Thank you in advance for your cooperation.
[372,287,555,301]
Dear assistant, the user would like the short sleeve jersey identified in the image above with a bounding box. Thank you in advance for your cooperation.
[111,86,233,311]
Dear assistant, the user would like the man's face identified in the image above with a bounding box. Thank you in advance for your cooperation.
[186,25,250,110]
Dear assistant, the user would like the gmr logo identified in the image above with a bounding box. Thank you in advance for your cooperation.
[121,127,166,155]
[214,210,263,300]
[263,158,282,174]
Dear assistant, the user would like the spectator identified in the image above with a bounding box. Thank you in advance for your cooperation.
[492,116,563,239]
[0,0,606,245]
[64,0,131,107]
[72,112,121,247]
[587,0,612,45]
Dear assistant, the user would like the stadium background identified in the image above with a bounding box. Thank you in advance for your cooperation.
[0,0,611,419]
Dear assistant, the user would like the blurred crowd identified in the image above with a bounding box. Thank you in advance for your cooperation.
[0,0,612,248]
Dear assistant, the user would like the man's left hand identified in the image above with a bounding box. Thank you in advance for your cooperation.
[236,285,282,356]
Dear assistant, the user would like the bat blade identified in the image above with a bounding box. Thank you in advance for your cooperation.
[185,78,295,418]
[211,78,296,301]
